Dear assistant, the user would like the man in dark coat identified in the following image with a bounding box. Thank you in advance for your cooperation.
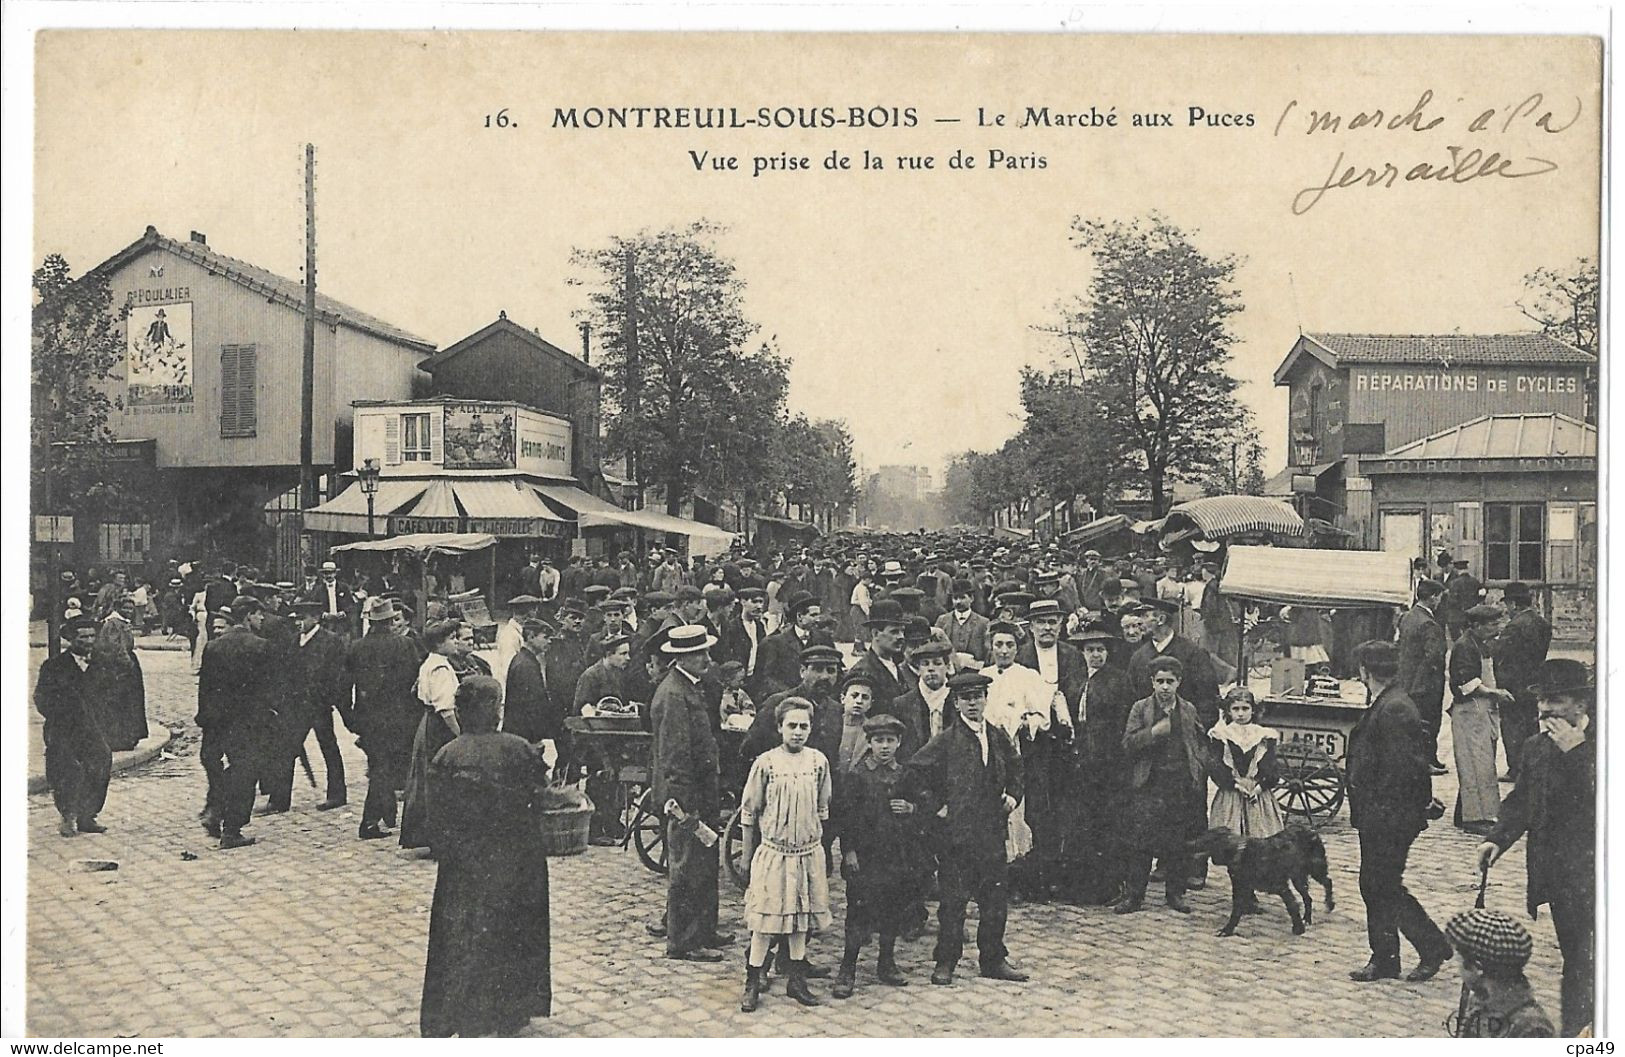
[1397,579,1450,774]
[1064,624,1138,904]
[1492,582,1552,781]
[1443,559,1485,642]
[1479,658,1596,1036]
[650,626,732,961]
[301,561,358,635]
[196,597,282,848]
[1127,598,1221,730]
[904,670,1027,986]
[1345,640,1452,982]
[346,598,426,840]
[545,602,591,779]
[35,616,112,838]
[741,644,844,764]
[559,555,590,601]
[754,590,826,696]
[845,599,910,716]
[935,580,991,664]
[263,601,349,812]
[503,618,562,745]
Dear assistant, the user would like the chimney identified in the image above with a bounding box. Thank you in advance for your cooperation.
[189,231,208,246]
[579,322,592,365]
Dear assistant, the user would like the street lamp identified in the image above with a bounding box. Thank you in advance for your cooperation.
[359,457,381,537]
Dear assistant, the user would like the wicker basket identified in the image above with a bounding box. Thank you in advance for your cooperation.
[537,796,595,857]
[580,714,642,732]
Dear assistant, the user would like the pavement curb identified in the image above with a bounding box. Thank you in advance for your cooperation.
[27,725,180,796]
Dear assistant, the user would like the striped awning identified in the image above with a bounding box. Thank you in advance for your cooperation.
[1164,495,1305,539]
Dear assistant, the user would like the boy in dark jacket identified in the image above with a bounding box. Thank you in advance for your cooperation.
[832,714,919,998]
[905,670,1028,986]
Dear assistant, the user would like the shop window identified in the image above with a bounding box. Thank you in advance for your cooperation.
[402,413,432,462]
[220,344,258,438]
[1485,502,1544,581]
[98,522,150,564]
[1548,502,1598,583]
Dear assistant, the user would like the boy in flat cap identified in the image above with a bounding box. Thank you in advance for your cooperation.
[904,670,1028,986]
[1445,909,1554,1038]
[1478,658,1595,1036]
[832,713,919,998]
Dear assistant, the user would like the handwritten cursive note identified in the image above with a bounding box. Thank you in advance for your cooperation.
[1274,91,1583,215]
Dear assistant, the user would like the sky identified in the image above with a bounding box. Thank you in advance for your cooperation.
[32,31,1602,484]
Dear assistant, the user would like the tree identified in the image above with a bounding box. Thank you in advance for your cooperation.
[32,254,131,514]
[1238,432,1268,495]
[1519,257,1598,422]
[1519,258,1599,356]
[1013,366,1133,511]
[1060,214,1253,514]
[571,222,789,515]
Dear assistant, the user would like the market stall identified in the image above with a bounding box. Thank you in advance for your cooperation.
[1219,544,1412,827]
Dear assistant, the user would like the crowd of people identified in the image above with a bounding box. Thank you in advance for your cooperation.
[33,531,1593,1038]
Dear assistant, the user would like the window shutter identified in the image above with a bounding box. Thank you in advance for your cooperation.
[237,345,257,436]
[384,415,401,465]
[219,346,238,436]
[430,411,444,464]
[219,345,258,438]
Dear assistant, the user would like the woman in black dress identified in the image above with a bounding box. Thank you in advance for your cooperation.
[420,675,552,1037]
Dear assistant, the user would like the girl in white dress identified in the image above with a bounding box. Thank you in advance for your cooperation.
[739,698,834,1011]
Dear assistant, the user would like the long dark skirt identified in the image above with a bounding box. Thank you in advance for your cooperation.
[400,712,457,849]
[420,845,551,1037]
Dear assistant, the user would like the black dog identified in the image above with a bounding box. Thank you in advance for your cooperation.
[1187,825,1334,937]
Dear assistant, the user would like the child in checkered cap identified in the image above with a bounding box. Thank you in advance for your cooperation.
[1445,908,1555,1038]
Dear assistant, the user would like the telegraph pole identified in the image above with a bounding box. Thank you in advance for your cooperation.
[300,143,317,510]
[623,246,643,511]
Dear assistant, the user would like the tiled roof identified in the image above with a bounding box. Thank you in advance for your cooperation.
[93,227,435,352]
[1384,413,1597,460]
[1306,332,1595,367]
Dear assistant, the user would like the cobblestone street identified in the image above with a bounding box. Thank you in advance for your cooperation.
[25,648,1567,1038]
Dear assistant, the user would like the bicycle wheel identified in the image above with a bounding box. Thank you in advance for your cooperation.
[631,789,669,874]
[722,808,749,889]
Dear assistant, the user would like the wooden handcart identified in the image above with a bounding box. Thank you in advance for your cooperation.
[1220,545,1414,828]
[565,718,752,887]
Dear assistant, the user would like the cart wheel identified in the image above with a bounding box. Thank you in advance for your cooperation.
[631,789,669,875]
[1272,742,1346,827]
[722,808,749,890]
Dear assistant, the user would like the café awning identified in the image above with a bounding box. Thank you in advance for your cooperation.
[534,484,737,555]
[304,477,569,538]
[302,479,433,534]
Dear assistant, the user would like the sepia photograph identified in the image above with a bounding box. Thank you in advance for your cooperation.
[7,15,1607,1041]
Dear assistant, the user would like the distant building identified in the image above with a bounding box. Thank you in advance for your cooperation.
[875,464,933,502]
[70,225,433,570]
